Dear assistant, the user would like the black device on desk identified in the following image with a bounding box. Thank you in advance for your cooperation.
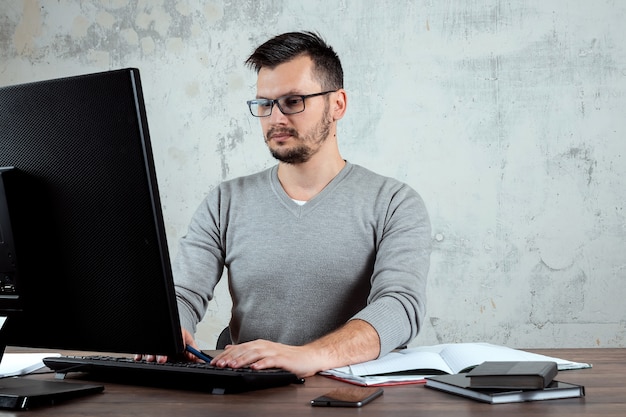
[0,68,300,408]
[311,387,384,407]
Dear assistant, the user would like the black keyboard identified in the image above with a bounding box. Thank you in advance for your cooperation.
[43,355,303,394]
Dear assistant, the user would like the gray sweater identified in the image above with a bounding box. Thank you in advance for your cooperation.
[174,161,431,357]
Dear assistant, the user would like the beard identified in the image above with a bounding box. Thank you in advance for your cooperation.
[265,103,333,165]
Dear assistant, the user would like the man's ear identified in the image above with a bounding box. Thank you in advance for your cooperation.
[331,89,347,121]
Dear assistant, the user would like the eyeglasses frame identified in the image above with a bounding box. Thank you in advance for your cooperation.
[246,90,338,117]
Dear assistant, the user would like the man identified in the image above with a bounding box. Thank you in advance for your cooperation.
[166,31,430,378]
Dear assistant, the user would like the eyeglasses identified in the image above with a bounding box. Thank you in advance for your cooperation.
[246,90,337,117]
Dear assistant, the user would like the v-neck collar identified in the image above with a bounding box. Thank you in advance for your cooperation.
[269,161,353,218]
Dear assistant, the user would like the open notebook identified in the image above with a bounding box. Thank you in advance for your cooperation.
[321,343,592,386]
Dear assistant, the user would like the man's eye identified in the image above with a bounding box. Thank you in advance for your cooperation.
[283,97,303,106]
[258,101,272,108]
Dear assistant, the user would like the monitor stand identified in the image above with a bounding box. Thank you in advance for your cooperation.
[0,317,104,410]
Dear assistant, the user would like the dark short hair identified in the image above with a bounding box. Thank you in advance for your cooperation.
[245,31,343,90]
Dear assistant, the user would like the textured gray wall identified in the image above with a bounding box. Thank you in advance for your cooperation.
[1,0,624,349]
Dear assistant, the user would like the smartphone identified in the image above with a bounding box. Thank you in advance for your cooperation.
[310,387,383,407]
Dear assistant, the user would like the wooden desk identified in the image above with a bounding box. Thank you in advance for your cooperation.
[2,348,625,416]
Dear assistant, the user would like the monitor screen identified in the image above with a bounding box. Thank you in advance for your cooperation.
[0,68,184,358]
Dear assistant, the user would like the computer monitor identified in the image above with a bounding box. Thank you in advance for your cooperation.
[0,69,184,361]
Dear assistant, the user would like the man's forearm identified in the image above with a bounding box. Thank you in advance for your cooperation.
[305,318,380,372]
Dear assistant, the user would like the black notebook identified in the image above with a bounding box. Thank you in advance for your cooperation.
[466,361,558,389]
[425,374,584,404]
[0,377,104,410]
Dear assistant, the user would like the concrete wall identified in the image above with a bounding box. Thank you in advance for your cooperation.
[1,0,624,349]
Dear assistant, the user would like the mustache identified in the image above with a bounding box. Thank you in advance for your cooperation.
[267,126,299,139]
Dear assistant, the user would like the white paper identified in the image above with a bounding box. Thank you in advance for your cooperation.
[0,353,61,377]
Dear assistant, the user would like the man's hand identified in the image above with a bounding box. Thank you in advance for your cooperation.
[211,340,319,377]
[134,328,199,363]
[210,319,380,378]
